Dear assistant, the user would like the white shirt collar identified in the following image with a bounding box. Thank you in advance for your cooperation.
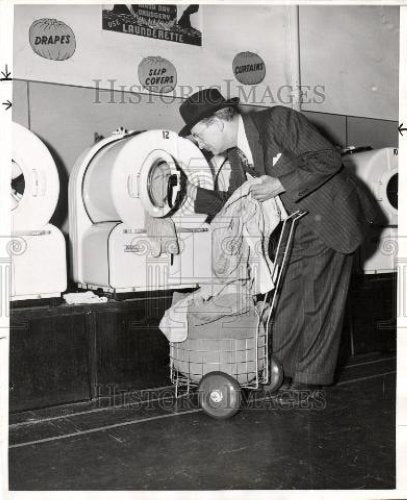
[236,114,254,165]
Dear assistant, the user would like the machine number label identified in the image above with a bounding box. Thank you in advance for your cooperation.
[162,131,170,139]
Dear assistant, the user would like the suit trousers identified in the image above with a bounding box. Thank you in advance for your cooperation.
[271,218,354,385]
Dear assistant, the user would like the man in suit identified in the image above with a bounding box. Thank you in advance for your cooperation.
[178,88,379,392]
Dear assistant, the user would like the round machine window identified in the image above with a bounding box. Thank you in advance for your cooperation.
[386,173,398,210]
[11,160,25,210]
[147,159,173,209]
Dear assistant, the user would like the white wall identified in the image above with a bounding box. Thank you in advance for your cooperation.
[14,4,399,120]
[299,5,399,120]
[14,4,297,104]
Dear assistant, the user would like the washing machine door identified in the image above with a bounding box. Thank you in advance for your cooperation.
[12,122,60,232]
[83,129,213,228]
[138,146,183,218]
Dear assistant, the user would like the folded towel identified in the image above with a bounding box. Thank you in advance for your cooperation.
[63,291,108,304]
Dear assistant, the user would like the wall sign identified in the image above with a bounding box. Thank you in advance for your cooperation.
[29,18,76,61]
[232,51,266,85]
[138,56,177,94]
[102,4,202,46]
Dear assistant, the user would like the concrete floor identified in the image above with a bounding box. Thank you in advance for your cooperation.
[9,352,395,490]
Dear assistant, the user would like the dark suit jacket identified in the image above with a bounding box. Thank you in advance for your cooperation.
[194,106,381,254]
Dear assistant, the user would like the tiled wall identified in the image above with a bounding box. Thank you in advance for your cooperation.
[303,111,398,149]
[345,116,399,150]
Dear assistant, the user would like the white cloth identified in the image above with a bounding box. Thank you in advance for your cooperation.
[63,291,108,304]
[144,211,179,257]
[159,289,203,342]
[159,178,286,342]
[211,178,286,294]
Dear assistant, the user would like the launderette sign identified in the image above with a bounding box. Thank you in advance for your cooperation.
[29,18,76,61]
[232,51,266,85]
[138,56,177,93]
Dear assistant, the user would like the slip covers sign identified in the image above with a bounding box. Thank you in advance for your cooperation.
[232,52,266,85]
[29,18,76,61]
[138,56,177,93]
[102,4,202,46]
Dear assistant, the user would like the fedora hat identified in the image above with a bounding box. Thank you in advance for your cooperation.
[179,88,239,137]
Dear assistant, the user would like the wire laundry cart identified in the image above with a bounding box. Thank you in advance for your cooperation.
[169,210,306,419]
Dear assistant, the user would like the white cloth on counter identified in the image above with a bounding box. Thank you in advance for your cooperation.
[63,291,108,304]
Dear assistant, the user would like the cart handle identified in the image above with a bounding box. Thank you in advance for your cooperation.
[263,210,307,326]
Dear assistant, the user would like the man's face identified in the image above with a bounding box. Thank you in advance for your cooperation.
[190,118,227,156]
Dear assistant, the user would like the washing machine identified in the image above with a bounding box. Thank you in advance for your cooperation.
[343,147,398,274]
[11,122,67,300]
[69,128,217,293]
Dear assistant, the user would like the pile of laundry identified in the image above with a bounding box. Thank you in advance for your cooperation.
[159,178,286,342]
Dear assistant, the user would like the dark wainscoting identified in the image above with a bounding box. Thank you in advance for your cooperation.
[9,275,396,413]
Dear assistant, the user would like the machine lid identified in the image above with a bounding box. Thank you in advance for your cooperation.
[11,160,24,211]
[113,130,213,227]
[12,122,60,232]
[139,147,184,218]
[81,129,213,228]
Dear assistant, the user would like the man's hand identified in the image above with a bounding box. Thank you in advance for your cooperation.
[249,175,286,201]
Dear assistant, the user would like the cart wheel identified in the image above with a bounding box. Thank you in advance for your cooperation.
[198,371,241,420]
[264,356,284,393]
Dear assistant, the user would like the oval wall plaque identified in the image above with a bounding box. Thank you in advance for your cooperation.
[138,56,177,94]
[232,51,266,85]
[29,18,76,61]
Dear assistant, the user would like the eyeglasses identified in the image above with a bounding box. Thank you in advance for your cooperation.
[191,122,210,142]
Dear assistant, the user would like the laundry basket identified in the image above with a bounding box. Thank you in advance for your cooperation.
[169,210,307,419]
[171,303,267,385]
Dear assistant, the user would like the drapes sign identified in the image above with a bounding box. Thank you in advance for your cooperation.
[102,4,202,46]
[29,18,76,61]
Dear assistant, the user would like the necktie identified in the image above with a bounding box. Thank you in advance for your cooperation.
[236,148,254,174]
[226,148,247,193]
